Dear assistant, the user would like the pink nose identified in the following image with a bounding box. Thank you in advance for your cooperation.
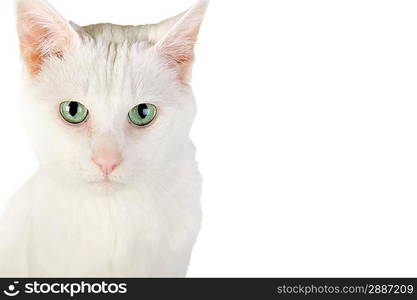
[92,151,122,175]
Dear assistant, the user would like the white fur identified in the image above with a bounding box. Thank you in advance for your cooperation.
[0,0,208,277]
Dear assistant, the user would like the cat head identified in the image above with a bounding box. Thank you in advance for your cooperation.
[15,0,208,188]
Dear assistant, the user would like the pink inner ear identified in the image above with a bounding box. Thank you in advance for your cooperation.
[161,48,195,83]
[156,3,206,83]
[161,26,201,82]
[16,1,78,76]
[18,18,51,74]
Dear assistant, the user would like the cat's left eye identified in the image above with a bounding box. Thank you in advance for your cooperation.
[128,103,157,127]
[59,101,89,124]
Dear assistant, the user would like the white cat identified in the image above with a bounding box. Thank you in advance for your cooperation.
[0,0,208,277]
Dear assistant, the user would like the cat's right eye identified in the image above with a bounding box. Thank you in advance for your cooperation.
[59,101,89,124]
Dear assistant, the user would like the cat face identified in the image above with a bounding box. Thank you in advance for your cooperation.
[15,0,208,186]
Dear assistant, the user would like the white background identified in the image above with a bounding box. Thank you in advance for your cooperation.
[1,0,417,277]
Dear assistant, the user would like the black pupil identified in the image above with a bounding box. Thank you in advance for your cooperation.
[137,104,149,119]
[69,102,79,117]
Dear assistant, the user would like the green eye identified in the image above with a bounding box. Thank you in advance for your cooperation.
[59,101,89,124]
[128,103,157,127]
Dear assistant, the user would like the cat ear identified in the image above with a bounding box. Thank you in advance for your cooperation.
[152,0,209,83]
[15,0,80,75]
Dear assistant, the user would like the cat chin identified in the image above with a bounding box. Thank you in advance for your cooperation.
[42,170,129,191]
[86,179,126,193]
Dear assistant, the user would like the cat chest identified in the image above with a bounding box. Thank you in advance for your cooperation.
[28,191,193,276]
